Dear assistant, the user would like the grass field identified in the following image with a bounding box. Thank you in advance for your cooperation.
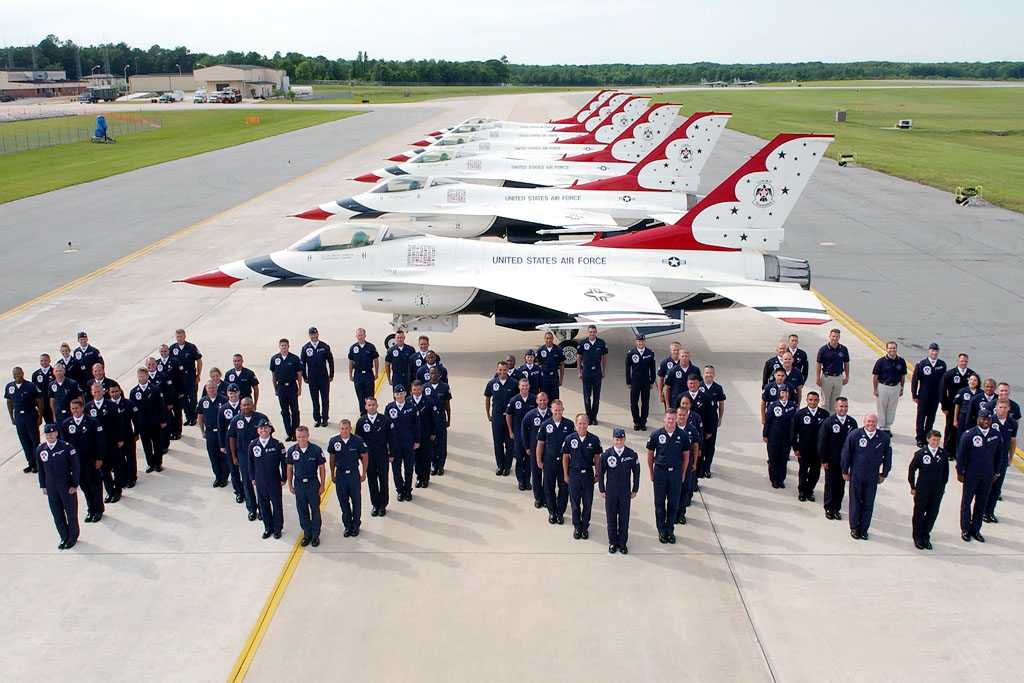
[0,109,363,204]
[284,84,592,104]
[650,86,1024,212]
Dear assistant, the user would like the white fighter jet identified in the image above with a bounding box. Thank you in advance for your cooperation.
[294,116,745,242]
[410,94,649,146]
[180,134,833,350]
[386,101,679,164]
[354,110,729,188]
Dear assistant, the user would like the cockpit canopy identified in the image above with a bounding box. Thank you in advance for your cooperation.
[290,224,423,252]
[409,151,455,163]
[369,176,459,193]
[461,117,496,125]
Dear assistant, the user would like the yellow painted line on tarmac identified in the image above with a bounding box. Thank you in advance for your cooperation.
[812,288,1024,473]
[228,370,388,682]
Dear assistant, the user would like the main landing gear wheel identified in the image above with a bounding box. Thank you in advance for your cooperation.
[559,339,579,369]
[384,333,396,348]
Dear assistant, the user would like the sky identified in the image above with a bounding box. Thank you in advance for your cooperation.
[4,0,1023,65]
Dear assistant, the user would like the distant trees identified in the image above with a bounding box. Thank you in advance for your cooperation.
[4,37,1022,85]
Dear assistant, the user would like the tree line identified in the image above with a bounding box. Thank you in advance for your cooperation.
[7,36,1023,85]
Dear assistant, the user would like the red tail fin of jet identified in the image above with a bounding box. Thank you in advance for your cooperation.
[584,133,834,251]
[548,89,616,124]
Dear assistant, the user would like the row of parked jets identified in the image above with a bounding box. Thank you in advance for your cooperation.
[180,89,832,350]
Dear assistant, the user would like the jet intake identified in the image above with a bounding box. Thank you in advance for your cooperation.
[763,254,811,290]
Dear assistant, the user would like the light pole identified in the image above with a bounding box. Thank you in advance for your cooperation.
[91,65,101,76]
[175,64,182,75]
[124,64,130,94]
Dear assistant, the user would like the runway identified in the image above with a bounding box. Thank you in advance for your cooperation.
[1,90,1022,682]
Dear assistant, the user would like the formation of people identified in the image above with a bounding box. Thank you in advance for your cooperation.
[7,323,1019,552]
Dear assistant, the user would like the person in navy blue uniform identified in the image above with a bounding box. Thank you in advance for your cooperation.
[760,369,794,426]
[505,377,536,491]
[224,354,260,404]
[841,414,892,540]
[792,391,827,502]
[157,345,184,444]
[348,328,379,416]
[778,353,805,405]
[7,366,42,473]
[62,398,106,524]
[169,329,203,427]
[484,361,517,476]
[911,343,946,447]
[656,342,681,412]
[86,382,122,503]
[953,374,981,448]
[663,349,701,410]
[675,398,702,522]
[537,399,572,524]
[229,397,270,520]
[521,392,550,509]
[301,326,334,427]
[646,410,694,544]
[424,366,452,475]
[131,368,168,474]
[248,418,288,539]
[577,325,608,425]
[37,424,81,549]
[626,334,656,432]
[698,365,726,477]
[763,386,797,489]
[956,408,1001,542]
[385,384,420,501]
[940,353,975,454]
[415,351,447,384]
[818,397,857,520]
[385,330,416,392]
[70,331,104,389]
[197,380,229,488]
[270,339,303,441]
[536,331,565,400]
[409,380,437,488]
[562,414,602,540]
[49,363,82,427]
[992,383,1022,420]
[815,329,850,413]
[762,342,789,388]
[786,334,810,381]
[517,350,542,395]
[85,364,119,400]
[599,428,640,554]
[108,385,138,489]
[985,399,1018,524]
[330,420,369,537]
[409,335,441,380]
[218,385,244,501]
[287,426,326,546]
[967,378,998,434]
[908,430,948,549]
[357,397,390,516]
[32,354,55,425]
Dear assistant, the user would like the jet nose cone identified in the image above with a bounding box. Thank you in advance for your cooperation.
[411,139,431,147]
[388,153,411,162]
[292,207,334,220]
[353,172,380,183]
[176,268,241,288]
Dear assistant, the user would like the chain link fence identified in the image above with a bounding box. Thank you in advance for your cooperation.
[0,113,162,155]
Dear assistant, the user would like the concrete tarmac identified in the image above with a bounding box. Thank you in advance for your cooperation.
[2,90,1024,682]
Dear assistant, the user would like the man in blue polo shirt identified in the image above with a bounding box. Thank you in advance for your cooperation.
[816,328,850,413]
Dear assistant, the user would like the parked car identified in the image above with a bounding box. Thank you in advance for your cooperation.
[157,94,172,103]
[208,92,220,103]
[0,93,16,102]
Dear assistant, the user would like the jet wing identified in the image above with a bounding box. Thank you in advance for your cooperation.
[476,274,673,326]
[704,283,831,325]
[494,206,621,229]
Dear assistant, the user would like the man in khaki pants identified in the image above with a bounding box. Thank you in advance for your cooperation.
[816,329,850,413]
[872,342,907,435]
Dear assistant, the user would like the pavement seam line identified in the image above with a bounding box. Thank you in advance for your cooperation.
[228,371,388,682]
[697,485,778,683]
[813,288,1024,473]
